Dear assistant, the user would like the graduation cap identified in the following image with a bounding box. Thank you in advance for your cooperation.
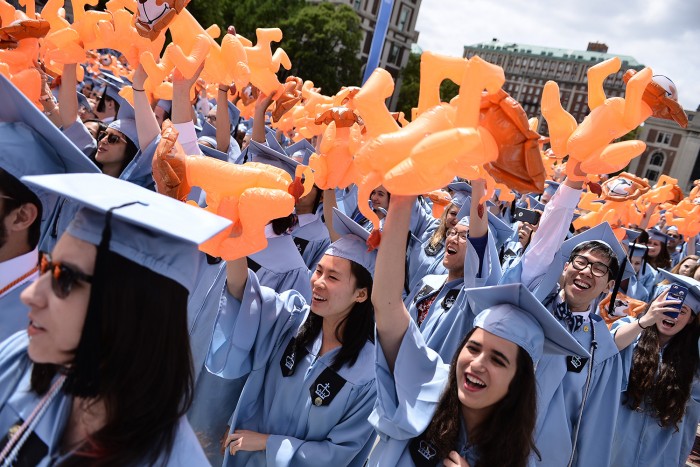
[526,194,545,212]
[447,181,471,208]
[467,283,590,363]
[264,127,286,154]
[22,173,231,293]
[247,140,298,178]
[0,74,99,200]
[627,243,648,258]
[327,207,377,276]
[22,172,231,398]
[76,92,93,113]
[656,269,700,314]
[200,120,217,138]
[97,73,126,102]
[286,139,315,165]
[198,142,228,162]
[456,195,514,248]
[560,222,635,282]
[156,99,172,114]
[543,180,560,198]
[108,99,138,147]
[227,101,241,129]
[647,227,671,244]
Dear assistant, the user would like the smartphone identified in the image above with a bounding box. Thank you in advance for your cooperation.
[514,207,541,225]
[664,284,688,319]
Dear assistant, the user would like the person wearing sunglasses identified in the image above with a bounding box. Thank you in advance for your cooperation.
[0,173,230,466]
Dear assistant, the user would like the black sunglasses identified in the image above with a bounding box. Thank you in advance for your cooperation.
[39,253,93,299]
[97,132,127,145]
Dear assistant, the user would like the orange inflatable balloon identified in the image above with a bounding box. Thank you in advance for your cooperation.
[424,189,452,218]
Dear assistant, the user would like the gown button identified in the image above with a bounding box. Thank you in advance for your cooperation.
[314,397,323,406]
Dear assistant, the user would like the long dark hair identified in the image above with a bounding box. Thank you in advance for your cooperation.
[648,241,672,270]
[625,308,700,429]
[31,249,194,466]
[422,328,539,467]
[117,132,139,176]
[294,260,374,371]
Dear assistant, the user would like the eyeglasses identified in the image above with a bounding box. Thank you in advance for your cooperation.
[0,195,14,201]
[569,254,610,278]
[206,115,216,123]
[39,253,93,299]
[446,229,468,242]
[97,132,127,145]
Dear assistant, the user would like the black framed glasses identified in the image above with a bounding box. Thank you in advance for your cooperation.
[97,132,127,145]
[39,253,93,299]
[569,254,610,278]
[446,229,468,242]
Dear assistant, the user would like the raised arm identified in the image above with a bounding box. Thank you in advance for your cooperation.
[132,64,161,152]
[323,189,341,242]
[58,63,78,128]
[468,179,488,238]
[372,194,415,371]
[171,64,204,125]
[251,92,274,144]
[225,256,249,301]
[216,84,232,153]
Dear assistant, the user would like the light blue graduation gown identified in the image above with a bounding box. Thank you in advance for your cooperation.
[248,234,312,302]
[610,318,700,467]
[290,213,331,272]
[405,239,447,293]
[625,271,651,302]
[0,282,32,344]
[638,265,659,299]
[368,320,481,467]
[205,271,377,466]
[418,233,502,364]
[0,332,209,466]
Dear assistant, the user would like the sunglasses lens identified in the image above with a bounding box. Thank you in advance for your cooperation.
[53,266,73,298]
[108,134,120,144]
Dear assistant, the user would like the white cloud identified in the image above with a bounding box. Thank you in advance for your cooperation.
[415,0,700,110]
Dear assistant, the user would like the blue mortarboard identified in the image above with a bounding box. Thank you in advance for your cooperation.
[248,140,298,177]
[198,142,228,162]
[647,228,671,244]
[628,243,648,258]
[227,101,241,128]
[286,139,315,165]
[467,283,590,363]
[22,173,231,293]
[200,120,217,138]
[0,74,99,193]
[108,99,138,147]
[621,228,642,248]
[526,194,546,212]
[327,207,377,276]
[456,195,514,248]
[76,92,92,112]
[656,270,700,314]
[156,99,172,114]
[543,180,560,197]
[447,181,471,208]
[98,74,125,102]
[265,127,286,154]
[560,222,635,281]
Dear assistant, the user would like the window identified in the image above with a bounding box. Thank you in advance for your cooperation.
[649,151,665,167]
[656,132,672,145]
[388,43,402,65]
[397,5,412,31]
[645,169,659,182]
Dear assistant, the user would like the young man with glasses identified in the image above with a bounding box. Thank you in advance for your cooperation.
[501,166,626,466]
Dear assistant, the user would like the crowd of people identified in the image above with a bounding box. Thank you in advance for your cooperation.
[0,5,698,467]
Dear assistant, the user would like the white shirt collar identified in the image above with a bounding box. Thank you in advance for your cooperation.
[556,289,593,319]
[0,248,39,296]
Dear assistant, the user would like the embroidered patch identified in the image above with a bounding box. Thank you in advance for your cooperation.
[566,355,589,373]
[441,289,460,310]
[409,436,439,466]
[279,338,309,377]
[309,367,347,407]
[0,419,48,467]
[293,237,310,256]
[246,257,262,273]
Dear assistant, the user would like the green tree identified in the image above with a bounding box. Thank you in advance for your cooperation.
[277,2,362,95]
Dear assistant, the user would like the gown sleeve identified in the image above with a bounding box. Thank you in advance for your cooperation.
[61,118,96,157]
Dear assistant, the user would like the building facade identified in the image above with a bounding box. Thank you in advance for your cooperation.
[310,0,422,108]
[463,39,644,133]
[627,109,700,192]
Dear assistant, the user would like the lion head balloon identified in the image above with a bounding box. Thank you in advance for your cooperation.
[135,0,191,40]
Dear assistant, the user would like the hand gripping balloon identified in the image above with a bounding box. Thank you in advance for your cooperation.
[152,122,311,259]
[134,0,191,41]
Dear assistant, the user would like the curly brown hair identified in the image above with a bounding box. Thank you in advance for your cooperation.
[421,329,539,467]
[625,311,700,429]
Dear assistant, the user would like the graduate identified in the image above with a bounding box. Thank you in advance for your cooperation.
[0,75,100,343]
[500,167,630,466]
[647,227,673,271]
[625,243,652,302]
[205,209,378,466]
[0,173,231,466]
[611,271,700,467]
[370,255,589,466]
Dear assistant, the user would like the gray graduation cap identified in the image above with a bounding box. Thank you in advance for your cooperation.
[76,92,92,113]
[247,140,299,178]
[265,127,286,154]
[0,74,99,195]
[526,194,545,212]
[286,139,315,165]
[156,99,172,114]
[628,243,648,258]
[98,73,125,102]
[467,283,590,363]
[647,227,671,244]
[200,120,217,138]
[198,142,228,162]
[327,207,377,276]
[543,180,560,197]
[560,222,635,281]
[447,181,472,208]
[656,269,700,314]
[108,98,138,147]
[21,173,232,293]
